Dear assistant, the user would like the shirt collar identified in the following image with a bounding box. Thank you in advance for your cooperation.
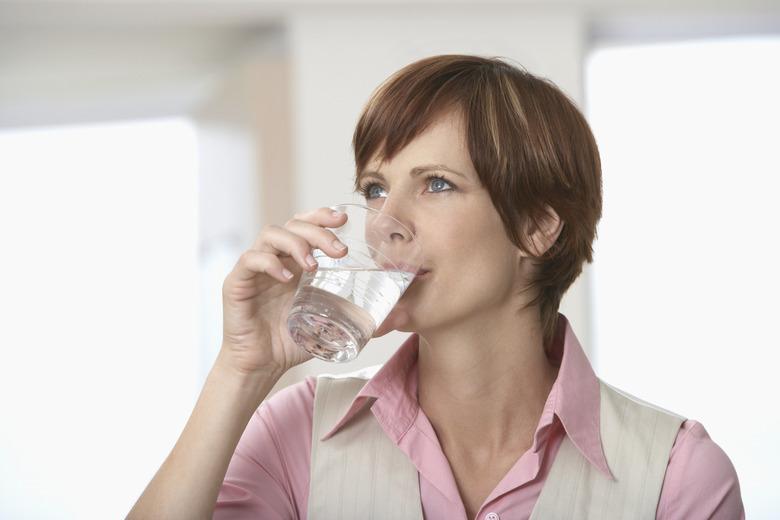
[319,334,419,442]
[319,313,614,480]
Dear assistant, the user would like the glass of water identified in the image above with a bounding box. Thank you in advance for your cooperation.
[286,203,424,362]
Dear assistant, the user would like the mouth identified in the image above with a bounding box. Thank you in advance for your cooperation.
[402,269,430,293]
[411,269,431,284]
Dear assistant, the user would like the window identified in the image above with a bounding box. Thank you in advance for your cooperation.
[0,118,199,518]
[586,36,779,517]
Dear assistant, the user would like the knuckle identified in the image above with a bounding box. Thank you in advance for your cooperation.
[238,250,253,264]
[261,223,279,235]
[293,235,311,254]
[327,230,344,247]
[322,231,337,248]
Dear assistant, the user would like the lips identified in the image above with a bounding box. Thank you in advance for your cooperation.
[412,268,430,282]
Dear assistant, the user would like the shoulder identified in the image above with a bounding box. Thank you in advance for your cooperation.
[248,363,383,451]
[656,419,744,519]
[600,379,685,421]
[215,376,319,518]
[254,364,381,435]
[233,375,318,474]
[597,382,744,518]
[255,375,318,438]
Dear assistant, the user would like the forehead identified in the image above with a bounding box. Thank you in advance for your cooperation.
[365,110,473,175]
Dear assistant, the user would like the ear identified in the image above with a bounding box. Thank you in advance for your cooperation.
[520,205,564,258]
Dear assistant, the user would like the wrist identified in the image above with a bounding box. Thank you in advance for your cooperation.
[211,350,282,407]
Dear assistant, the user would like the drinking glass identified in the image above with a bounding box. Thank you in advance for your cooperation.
[286,203,424,362]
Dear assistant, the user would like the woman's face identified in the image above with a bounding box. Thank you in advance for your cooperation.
[359,109,532,337]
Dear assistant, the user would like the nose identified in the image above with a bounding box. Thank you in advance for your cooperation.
[364,199,421,270]
[374,213,411,242]
[374,198,415,242]
[374,211,414,247]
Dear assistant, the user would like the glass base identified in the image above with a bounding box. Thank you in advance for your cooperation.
[287,311,361,363]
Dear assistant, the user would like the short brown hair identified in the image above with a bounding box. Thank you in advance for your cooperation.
[352,54,602,350]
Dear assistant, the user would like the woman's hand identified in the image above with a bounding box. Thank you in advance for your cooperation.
[219,207,348,378]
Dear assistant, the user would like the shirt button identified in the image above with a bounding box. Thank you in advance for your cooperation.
[485,513,500,520]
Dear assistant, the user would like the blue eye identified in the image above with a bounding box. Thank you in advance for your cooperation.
[358,174,455,200]
[429,177,450,192]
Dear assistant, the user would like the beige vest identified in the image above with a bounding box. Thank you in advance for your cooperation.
[307,366,685,520]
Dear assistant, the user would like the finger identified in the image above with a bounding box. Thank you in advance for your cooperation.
[252,207,346,253]
[230,250,296,284]
[249,208,347,271]
[254,225,325,274]
[291,206,349,229]
[283,218,349,261]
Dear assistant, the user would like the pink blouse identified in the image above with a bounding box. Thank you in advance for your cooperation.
[214,314,744,519]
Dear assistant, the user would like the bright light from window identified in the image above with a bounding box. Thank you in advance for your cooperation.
[586,37,780,519]
[0,118,199,518]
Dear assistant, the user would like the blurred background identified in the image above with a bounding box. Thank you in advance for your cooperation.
[0,0,778,518]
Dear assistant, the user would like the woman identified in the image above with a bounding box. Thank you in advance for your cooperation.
[128,55,744,519]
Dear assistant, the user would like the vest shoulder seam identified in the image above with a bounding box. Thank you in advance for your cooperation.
[600,378,687,421]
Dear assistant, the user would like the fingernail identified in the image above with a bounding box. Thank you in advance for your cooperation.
[332,240,346,251]
[306,254,318,267]
[331,210,344,218]
[282,268,294,279]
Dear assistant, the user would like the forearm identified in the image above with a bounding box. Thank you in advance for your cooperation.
[127,350,281,520]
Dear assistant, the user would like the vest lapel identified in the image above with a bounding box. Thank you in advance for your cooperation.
[529,380,685,519]
[307,374,424,520]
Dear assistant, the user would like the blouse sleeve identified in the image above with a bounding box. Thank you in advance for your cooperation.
[656,419,745,520]
[213,376,317,520]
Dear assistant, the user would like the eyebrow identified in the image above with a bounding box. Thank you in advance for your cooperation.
[356,164,469,185]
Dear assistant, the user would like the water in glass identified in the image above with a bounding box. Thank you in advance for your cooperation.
[287,266,415,362]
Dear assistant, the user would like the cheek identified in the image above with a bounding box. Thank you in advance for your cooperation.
[429,243,516,304]
[434,216,511,268]
[427,218,481,256]
[459,250,515,292]
[417,207,516,289]
[438,225,518,294]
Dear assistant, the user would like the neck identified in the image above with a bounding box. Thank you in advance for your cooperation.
[416,307,560,458]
